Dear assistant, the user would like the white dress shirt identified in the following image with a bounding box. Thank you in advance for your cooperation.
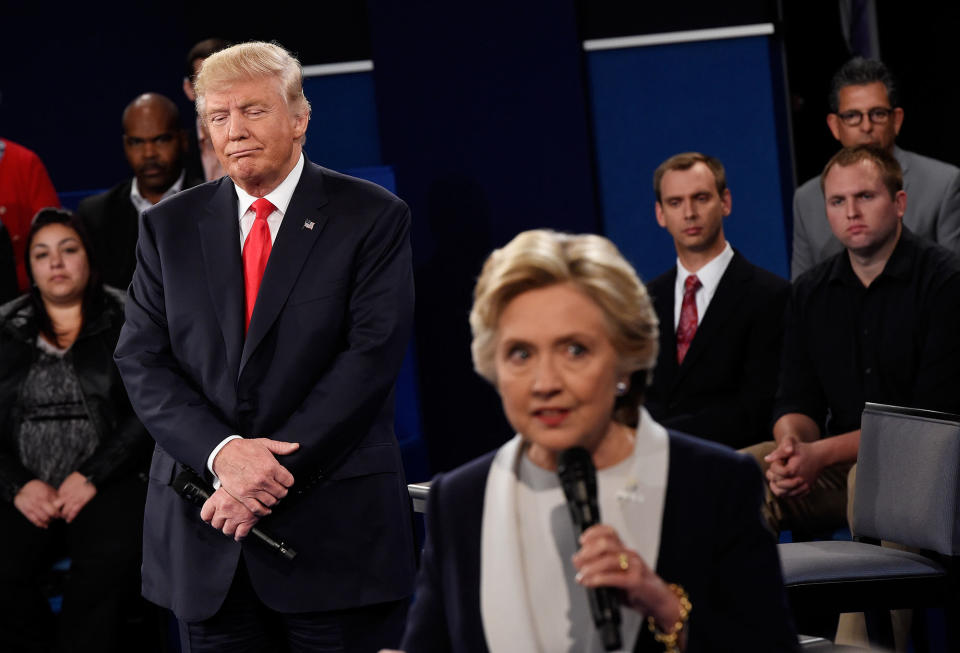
[672,241,734,329]
[235,153,305,249]
[206,153,306,479]
[129,170,186,215]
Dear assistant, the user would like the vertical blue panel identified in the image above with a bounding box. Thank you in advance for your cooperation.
[588,36,789,282]
[302,73,382,170]
[368,1,598,473]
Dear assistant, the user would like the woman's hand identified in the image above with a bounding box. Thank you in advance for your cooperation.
[58,472,97,523]
[13,479,63,528]
[572,524,683,635]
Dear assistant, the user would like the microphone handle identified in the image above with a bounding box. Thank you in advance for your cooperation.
[173,472,297,561]
[563,477,622,651]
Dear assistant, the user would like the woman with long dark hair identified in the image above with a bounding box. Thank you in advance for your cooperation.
[0,208,153,652]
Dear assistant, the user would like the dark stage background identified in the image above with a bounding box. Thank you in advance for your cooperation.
[2,0,953,475]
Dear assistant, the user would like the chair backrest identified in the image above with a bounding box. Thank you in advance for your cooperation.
[854,403,960,555]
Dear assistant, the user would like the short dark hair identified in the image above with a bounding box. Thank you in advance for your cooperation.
[185,38,230,80]
[829,57,899,113]
[25,208,104,347]
[820,144,904,199]
[653,152,727,202]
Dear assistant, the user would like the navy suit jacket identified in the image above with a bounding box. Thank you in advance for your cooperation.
[114,158,417,621]
[401,432,798,652]
[645,251,789,449]
[77,174,203,290]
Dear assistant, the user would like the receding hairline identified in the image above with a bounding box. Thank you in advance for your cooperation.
[122,93,181,132]
[822,157,884,188]
[820,146,903,199]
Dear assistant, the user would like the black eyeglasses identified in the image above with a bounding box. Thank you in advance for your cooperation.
[836,107,895,126]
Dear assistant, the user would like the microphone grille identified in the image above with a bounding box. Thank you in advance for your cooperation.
[557,446,595,486]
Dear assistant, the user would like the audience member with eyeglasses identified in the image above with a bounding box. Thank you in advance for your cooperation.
[791,57,960,279]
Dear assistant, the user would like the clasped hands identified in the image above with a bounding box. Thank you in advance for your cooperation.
[201,437,299,541]
[14,471,97,528]
[764,434,825,498]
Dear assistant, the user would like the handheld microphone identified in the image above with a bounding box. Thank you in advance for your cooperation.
[171,469,298,561]
[558,447,622,651]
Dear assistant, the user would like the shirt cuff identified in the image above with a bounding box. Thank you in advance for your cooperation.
[207,435,243,490]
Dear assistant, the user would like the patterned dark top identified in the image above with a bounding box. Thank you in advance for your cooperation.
[16,338,98,486]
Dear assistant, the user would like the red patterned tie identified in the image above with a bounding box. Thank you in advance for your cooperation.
[676,274,701,364]
[243,198,275,332]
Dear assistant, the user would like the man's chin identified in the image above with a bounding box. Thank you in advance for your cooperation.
[139,179,177,195]
[844,239,885,260]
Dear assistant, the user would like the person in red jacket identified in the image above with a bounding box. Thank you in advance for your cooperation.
[0,138,60,290]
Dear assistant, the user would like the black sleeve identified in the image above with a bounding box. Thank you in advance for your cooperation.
[0,332,36,501]
[0,223,18,305]
[912,273,960,414]
[772,284,828,431]
[77,387,152,486]
[686,455,800,652]
[401,473,455,652]
[0,452,36,503]
[75,303,153,486]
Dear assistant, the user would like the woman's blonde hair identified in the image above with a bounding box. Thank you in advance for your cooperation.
[470,230,658,425]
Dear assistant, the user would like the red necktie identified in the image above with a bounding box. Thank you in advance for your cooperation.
[676,274,701,364]
[243,198,275,332]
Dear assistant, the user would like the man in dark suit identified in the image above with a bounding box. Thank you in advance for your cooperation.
[644,152,789,449]
[114,41,416,651]
[77,92,198,289]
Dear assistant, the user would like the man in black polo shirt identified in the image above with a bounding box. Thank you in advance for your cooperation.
[749,144,960,535]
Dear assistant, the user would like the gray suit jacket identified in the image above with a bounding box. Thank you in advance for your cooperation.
[791,146,960,280]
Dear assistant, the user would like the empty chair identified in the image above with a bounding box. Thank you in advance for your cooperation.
[779,402,960,649]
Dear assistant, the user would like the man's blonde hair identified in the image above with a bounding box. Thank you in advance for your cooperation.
[194,41,311,121]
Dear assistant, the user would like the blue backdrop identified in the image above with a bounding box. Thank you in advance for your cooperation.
[587,35,790,282]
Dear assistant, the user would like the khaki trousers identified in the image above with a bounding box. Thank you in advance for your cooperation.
[741,441,854,535]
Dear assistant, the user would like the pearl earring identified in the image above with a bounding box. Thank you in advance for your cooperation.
[615,381,628,396]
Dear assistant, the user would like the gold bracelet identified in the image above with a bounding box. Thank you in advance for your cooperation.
[646,583,692,653]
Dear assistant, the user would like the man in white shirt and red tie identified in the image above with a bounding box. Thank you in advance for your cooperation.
[644,152,790,450]
[114,41,416,651]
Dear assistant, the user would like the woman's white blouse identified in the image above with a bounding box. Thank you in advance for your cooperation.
[480,408,669,653]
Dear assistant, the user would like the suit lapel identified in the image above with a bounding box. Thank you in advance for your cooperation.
[240,162,330,373]
[652,268,680,388]
[120,194,139,278]
[198,179,245,381]
[673,252,750,384]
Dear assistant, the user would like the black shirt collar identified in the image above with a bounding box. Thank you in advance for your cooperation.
[827,225,916,286]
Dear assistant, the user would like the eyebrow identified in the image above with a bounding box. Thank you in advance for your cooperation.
[207,99,271,112]
[31,237,80,249]
[500,332,594,346]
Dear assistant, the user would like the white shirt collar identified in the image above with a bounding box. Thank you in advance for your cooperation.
[234,152,305,221]
[129,169,186,215]
[672,241,734,329]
